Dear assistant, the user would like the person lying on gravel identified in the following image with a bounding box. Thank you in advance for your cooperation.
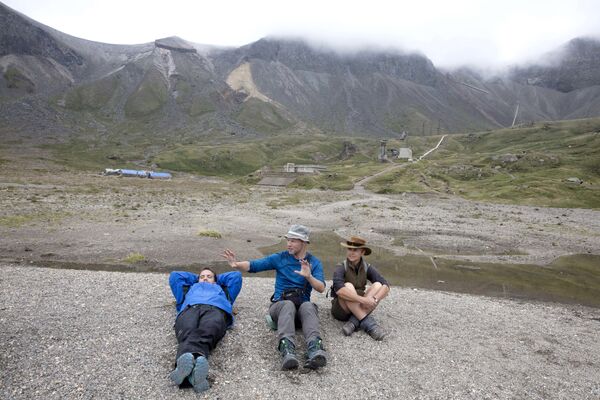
[168,267,242,393]
[222,224,328,371]
[331,236,390,340]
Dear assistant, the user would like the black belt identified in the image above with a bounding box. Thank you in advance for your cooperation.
[190,304,219,310]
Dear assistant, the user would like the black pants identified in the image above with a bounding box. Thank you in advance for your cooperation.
[174,304,228,362]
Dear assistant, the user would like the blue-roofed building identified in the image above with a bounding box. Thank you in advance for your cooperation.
[103,169,172,179]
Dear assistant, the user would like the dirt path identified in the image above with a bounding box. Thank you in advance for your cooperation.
[353,135,446,192]
[418,134,446,160]
[353,161,409,192]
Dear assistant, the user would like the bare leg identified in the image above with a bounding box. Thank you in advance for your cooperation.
[337,283,369,320]
[364,282,382,297]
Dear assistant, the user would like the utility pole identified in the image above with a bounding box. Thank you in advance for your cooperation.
[378,140,388,162]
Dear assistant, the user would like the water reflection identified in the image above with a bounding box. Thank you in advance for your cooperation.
[260,232,600,308]
[25,231,600,308]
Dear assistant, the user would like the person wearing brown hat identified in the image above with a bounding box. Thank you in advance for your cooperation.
[331,236,390,340]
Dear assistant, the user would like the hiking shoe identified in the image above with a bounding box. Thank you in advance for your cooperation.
[169,352,194,385]
[342,320,357,336]
[304,337,327,369]
[367,325,386,341]
[265,314,277,331]
[278,338,299,370]
[188,356,210,393]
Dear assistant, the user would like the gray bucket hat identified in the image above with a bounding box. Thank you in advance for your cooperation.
[284,224,310,243]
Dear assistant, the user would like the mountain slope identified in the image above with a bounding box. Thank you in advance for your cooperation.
[509,37,600,92]
[2,1,600,144]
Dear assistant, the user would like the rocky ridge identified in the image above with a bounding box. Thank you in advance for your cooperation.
[2,2,600,141]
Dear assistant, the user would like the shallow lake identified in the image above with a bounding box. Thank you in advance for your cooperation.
[259,232,600,308]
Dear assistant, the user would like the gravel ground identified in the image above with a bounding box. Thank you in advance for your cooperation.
[1,263,599,400]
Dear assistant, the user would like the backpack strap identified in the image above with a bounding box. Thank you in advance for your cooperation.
[344,259,370,274]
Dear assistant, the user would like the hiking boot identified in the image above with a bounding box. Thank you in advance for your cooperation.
[367,325,386,341]
[188,356,210,393]
[278,338,299,370]
[265,314,277,331]
[169,352,194,385]
[342,320,357,336]
[304,337,327,369]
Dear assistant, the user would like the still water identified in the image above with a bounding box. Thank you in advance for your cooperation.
[28,232,600,308]
[260,232,600,308]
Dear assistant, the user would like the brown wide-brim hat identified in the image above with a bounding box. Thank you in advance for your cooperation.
[340,236,372,255]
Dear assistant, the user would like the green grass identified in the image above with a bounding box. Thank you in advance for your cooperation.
[155,142,270,176]
[125,69,168,117]
[0,215,37,227]
[367,118,600,208]
[235,98,293,133]
[0,212,71,227]
[153,134,387,178]
[172,77,217,117]
[288,161,386,190]
[64,75,118,111]
[31,115,600,208]
[197,229,222,238]
[40,139,148,171]
[123,252,145,263]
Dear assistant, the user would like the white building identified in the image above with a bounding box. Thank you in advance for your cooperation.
[398,148,413,160]
[283,163,327,174]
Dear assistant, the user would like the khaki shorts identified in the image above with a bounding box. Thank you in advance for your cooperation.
[331,297,352,321]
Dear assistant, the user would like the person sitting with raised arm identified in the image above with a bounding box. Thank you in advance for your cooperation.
[222,224,327,371]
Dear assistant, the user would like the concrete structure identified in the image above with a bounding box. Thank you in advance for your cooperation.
[378,140,388,162]
[398,148,413,160]
[283,163,327,174]
[257,176,298,186]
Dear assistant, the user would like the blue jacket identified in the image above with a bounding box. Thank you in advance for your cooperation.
[169,271,242,321]
[249,251,324,302]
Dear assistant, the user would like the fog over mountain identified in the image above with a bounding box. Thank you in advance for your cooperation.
[1,1,600,143]
[4,0,600,69]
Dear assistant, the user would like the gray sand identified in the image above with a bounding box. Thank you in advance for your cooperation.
[1,263,599,399]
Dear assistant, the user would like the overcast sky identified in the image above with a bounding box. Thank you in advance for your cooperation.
[4,0,600,68]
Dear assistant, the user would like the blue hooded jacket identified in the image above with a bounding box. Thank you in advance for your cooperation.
[169,271,242,323]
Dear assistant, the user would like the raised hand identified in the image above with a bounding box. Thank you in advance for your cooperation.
[293,258,312,278]
[221,249,237,268]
